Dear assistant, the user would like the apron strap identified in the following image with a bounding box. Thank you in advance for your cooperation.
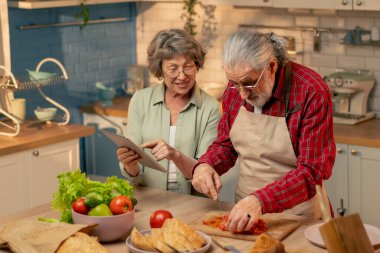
[283,62,293,117]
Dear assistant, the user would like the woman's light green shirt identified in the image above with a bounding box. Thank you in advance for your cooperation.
[120,83,221,194]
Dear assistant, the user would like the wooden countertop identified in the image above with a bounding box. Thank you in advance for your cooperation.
[334,119,380,148]
[80,96,131,118]
[0,123,95,156]
[80,96,380,149]
[0,186,325,253]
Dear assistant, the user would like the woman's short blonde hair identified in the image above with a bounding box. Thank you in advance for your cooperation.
[147,29,206,79]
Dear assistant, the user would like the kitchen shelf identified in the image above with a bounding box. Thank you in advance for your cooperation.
[341,41,380,47]
[8,0,182,9]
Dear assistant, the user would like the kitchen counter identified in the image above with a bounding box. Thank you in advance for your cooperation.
[334,119,380,148]
[0,122,95,156]
[79,96,131,118]
[0,186,325,253]
[80,96,380,149]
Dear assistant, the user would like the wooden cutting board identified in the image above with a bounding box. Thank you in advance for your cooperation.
[189,211,300,241]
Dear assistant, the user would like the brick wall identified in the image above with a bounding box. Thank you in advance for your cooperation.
[136,3,380,117]
[9,3,137,122]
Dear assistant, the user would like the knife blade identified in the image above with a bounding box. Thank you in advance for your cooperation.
[211,236,242,253]
[216,198,222,211]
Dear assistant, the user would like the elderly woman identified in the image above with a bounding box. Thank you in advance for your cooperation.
[117,29,220,194]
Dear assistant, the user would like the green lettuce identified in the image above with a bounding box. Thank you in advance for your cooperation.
[51,169,135,223]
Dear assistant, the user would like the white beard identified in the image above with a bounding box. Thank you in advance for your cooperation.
[246,79,273,107]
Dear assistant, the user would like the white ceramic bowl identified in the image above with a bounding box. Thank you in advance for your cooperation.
[72,208,135,242]
[34,107,57,121]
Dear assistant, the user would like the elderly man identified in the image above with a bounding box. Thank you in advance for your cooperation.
[192,30,336,233]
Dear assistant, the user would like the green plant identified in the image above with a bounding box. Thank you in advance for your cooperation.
[75,1,90,29]
[181,0,199,36]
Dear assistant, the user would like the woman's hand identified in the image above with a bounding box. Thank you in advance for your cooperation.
[226,195,262,233]
[192,163,222,200]
[141,139,179,161]
[116,147,141,176]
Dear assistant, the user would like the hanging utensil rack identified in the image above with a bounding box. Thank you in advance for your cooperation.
[0,57,70,137]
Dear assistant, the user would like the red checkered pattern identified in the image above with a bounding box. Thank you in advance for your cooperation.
[197,61,336,214]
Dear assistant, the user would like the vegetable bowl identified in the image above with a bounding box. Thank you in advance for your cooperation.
[72,207,135,242]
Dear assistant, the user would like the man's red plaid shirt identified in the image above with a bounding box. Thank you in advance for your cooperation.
[196,61,336,214]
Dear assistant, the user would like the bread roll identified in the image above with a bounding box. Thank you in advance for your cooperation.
[57,232,110,253]
[249,233,285,253]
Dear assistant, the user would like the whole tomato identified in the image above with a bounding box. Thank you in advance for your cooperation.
[72,197,89,215]
[150,210,173,228]
[110,195,134,215]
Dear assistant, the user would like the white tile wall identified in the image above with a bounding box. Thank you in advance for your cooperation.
[136,3,380,117]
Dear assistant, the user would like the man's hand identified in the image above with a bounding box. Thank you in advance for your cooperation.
[116,147,141,176]
[141,139,178,161]
[192,163,222,200]
[226,195,262,233]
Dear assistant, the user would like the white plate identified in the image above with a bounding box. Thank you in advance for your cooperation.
[304,222,380,248]
[126,229,212,253]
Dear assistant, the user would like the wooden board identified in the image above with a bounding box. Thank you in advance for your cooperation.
[189,211,300,241]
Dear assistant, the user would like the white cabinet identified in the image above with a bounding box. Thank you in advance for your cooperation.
[29,139,79,207]
[0,139,79,217]
[325,143,349,216]
[349,145,380,228]
[202,0,273,7]
[82,113,127,177]
[0,152,29,217]
[273,0,352,10]
[272,0,380,10]
[326,143,380,227]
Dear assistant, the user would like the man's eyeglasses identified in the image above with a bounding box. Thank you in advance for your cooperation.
[162,65,197,79]
[229,64,268,91]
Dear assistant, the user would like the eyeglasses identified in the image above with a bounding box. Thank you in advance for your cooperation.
[229,64,268,91]
[162,65,197,79]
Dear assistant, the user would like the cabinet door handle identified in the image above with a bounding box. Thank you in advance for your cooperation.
[122,121,127,126]
[355,0,362,5]
[337,148,344,154]
[263,0,269,2]
[337,199,347,217]
[351,150,358,155]
[341,0,348,5]
[32,150,39,156]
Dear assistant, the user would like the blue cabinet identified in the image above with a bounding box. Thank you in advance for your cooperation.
[83,113,127,178]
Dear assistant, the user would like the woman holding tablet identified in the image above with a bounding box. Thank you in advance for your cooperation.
[116,29,220,194]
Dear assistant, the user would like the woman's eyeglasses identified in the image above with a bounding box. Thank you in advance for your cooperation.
[229,64,268,91]
[162,65,197,79]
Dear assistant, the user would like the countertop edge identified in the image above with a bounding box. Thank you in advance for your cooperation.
[0,124,95,156]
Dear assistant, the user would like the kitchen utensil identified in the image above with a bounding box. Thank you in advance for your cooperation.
[315,182,373,252]
[126,229,212,253]
[10,98,26,123]
[319,213,374,253]
[95,81,107,90]
[34,107,57,121]
[305,222,380,248]
[316,185,331,223]
[211,236,242,253]
[98,88,116,107]
[216,199,222,211]
[189,211,300,241]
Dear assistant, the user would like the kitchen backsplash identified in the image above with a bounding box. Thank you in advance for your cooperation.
[8,3,137,122]
[136,3,380,117]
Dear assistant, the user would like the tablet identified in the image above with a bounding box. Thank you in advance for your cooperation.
[101,130,167,173]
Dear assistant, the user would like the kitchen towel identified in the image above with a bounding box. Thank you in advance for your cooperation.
[0,219,96,253]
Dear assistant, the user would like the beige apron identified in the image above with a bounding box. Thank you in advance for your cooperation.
[230,63,322,219]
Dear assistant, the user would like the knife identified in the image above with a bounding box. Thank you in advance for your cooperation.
[211,236,242,253]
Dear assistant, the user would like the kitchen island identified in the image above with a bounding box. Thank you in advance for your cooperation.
[0,186,326,253]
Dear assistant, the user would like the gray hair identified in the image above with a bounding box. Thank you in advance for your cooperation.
[223,30,288,70]
[147,29,206,78]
